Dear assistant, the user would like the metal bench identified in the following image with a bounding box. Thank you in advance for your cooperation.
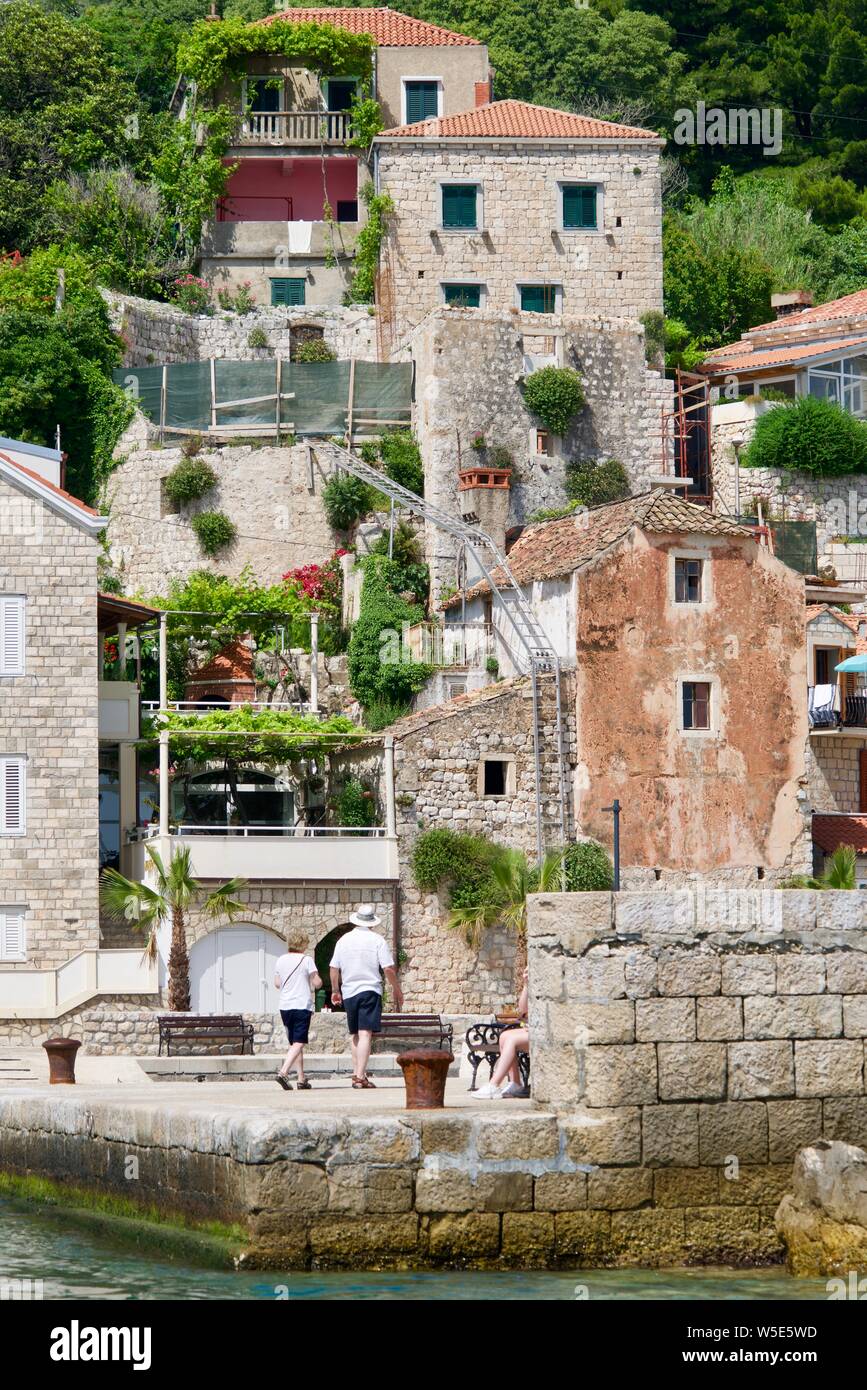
[378,1013,454,1052]
[158,1013,254,1057]
[465,1019,529,1091]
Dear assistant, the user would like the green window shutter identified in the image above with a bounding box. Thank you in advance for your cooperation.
[519,284,556,313]
[443,283,481,307]
[441,184,478,229]
[562,184,597,230]
[271,278,306,307]
[405,81,439,124]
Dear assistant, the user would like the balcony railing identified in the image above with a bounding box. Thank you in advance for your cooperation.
[125,826,399,882]
[238,111,350,144]
[808,685,867,730]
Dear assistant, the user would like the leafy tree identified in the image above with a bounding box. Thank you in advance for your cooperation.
[101,844,247,1012]
[743,396,867,477]
[0,1,139,252]
[793,172,865,230]
[562,840,613,891]
[80,0,208,112]
[347,555,432,713]
[662,216,773,348]
[565,458,631,507]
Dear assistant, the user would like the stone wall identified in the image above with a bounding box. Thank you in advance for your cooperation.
[526,888,867,1264]
[104,291,377,368]
[0,479,101,970]
[409,309,672,596]
[807,737,867,814]
[377,139,663,347]
[104,432,343,592]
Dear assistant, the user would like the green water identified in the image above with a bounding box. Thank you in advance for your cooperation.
[0,1201,831,1300]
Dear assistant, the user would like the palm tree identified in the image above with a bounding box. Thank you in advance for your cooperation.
[448,846,566,984]
[100,846,247,1012]
[819,845,857,890]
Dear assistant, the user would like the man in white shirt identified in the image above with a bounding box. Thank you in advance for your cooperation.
[330,904,402,1090]
[274,931,321,1092]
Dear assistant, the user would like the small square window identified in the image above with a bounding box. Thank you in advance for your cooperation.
[675,558,703,603]
[562,184,598,230]
[326,79,358,112]
[441,184,478,230]
[519,284,557,313]
[247,77,282,113]
[271,277,306,307]
[535,429,552,456]
[442,283,481,307]
[682,681,711,731]
[482,760,507,797]
[336,199,358,223]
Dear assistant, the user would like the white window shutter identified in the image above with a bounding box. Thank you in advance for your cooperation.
[0,911,25,960]
[0,597,24,676]
[0,758,25,834]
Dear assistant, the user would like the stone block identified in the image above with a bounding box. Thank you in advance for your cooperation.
[657,1043,726,1101]
[531,953,565,1002]
[657,950,721,997]
[698,1102,769,1165]
[623,949,658,998]
[577,1000,635,1044]
[743,994,842,1040]
[308,1215,420,1262]
[635,998,695,1042]
[795,1040,864,1097]
[721,954,776,996]
[728,1041,794,1100]
[766,1100,823,1162]
[825,953,867,994]
[553,1210,611,1259]
[584,1044,657,1107]
[563,1108,642,1166]
[587,1166,653,1210]
[415,1167,532,1214]
[533,1171,588,1211]
[822,1096,867,1144]
[610,1208,686,1264]
[475,1116,559,1161]
[427,1213,501,1260]
[776,955,825,995]
[653,1167,719,1208]
[778,892,818,932]
[562,952,626,1002]
[697,996,743,1041]
[683,1205,760,1247]
[326,1165,413,1215]
[843,996,867,1038]
[614,892,693,935]
[500,1212,555,1261]
[245,1160,328,1215]
[716,1163,791,1206]
[642,1103,699,1167]
[529,1043,582,1107]
[420,1116,472,1156]
[820,892,867,932]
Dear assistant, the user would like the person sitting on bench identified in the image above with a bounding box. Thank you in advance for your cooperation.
[472,971,530,1100]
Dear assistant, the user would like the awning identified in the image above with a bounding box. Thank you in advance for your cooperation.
[98,593,160,636]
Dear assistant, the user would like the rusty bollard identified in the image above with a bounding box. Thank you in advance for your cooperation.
[42,1037,81,1084]
[396,1049,453,1109]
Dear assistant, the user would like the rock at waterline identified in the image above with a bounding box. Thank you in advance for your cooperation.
[775,1139,867,1277]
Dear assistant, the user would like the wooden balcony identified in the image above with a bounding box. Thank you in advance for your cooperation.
[236,111,351,146]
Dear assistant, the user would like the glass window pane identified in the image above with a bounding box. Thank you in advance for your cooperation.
[520,284,557,313]
[808,373,840,403]
[443,283,481,307]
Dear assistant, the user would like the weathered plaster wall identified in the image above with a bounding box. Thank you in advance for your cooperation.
[409,309,672,596]
[0,480,101,970]
[104,432,342,593]
[377,139,663,345]
[104,291,377,367]
[375,46,490,129]
[526,887,867,1265]
[572,530,811,882]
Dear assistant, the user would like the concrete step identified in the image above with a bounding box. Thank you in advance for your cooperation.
[140,1050,462,1082]
[0,1054,38,1082]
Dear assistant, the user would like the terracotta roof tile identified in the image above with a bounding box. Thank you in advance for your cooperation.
[805,603,867,654]
[751,289,867,334]
[365,676,528,738]
[379,99,659,141]
[442,490,751,608]
[812,814,867,856]
[187,639,255,686]
[702,334,867,375]
[0,450,102,518]
[261,7,481,45]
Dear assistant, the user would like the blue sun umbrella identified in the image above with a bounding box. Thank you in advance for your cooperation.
[835,654,867,673]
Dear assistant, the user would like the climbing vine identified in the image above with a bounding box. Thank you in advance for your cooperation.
[347,185,393,304]
[176,18,374,92]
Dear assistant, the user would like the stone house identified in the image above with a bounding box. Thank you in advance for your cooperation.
[442,489,812,885]
[0,436,159,1035]
[194,6,492,304]
[806,603,867,882]
[375,98,664,351]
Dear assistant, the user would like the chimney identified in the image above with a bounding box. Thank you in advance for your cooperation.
[474,79,492,107]
[771,290,813,320]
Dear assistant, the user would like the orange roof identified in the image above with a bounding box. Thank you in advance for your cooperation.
[751,289,867,334]
[703,334,867,375]
[260,7,481,45]
[812,814,867,856]
[187,639,254,686]
[0,449,102,519]
[380,98,659,141]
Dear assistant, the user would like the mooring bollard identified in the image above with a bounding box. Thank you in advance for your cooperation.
[42,1037,82,1085]
[396,1048,453,1109]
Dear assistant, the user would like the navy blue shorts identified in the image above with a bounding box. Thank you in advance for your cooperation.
[344,990,383,1035]
[280,1008,311,1044]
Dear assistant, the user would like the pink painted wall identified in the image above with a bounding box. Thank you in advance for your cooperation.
[219,157,359,222]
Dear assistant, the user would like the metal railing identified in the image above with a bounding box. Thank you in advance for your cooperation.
[239,111,350,144]
[130,824,386,840]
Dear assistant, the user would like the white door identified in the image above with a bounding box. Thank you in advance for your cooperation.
[190,926,284,1013]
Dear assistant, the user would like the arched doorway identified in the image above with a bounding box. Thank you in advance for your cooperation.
[189,924,285,1013]
[315,923,352,1011]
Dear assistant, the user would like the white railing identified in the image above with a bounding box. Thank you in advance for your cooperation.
[239,111,350,144]
[0,949,158,1020]
[129,824,385,840]
[407,622,496,668]
[128,828,399,882]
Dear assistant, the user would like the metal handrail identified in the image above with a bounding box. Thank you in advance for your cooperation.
[129,824,388,841]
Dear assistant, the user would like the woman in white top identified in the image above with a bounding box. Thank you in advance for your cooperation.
[274,931,321,1092]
